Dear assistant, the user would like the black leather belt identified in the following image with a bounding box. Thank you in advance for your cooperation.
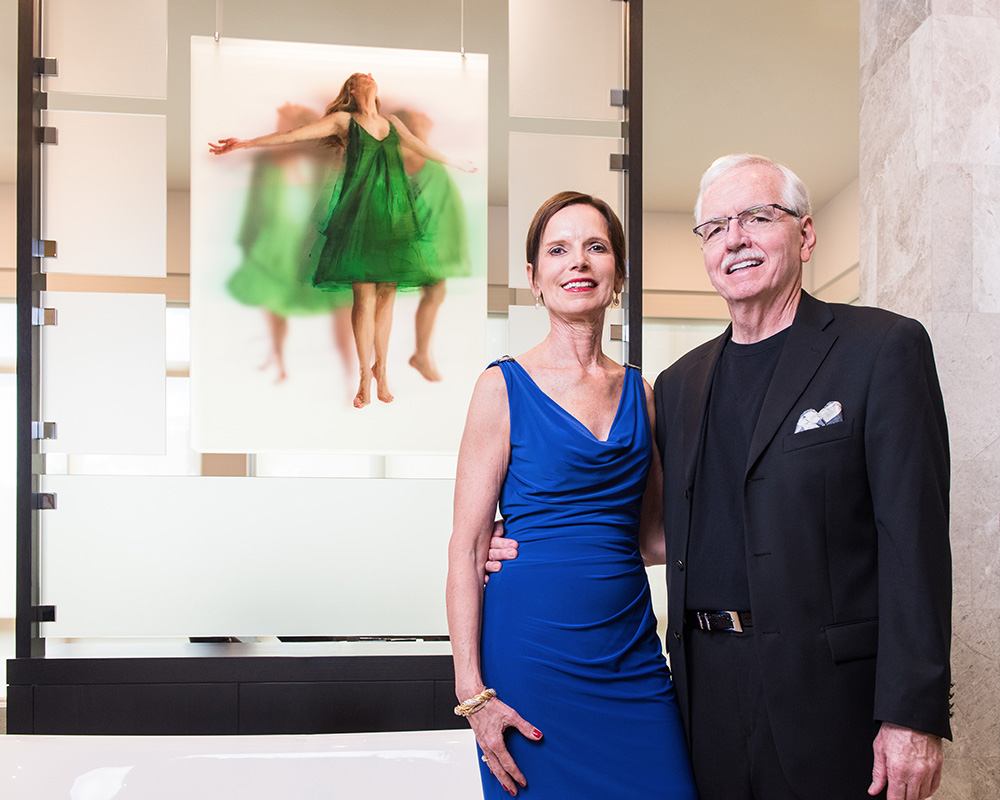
[685,610,753,632]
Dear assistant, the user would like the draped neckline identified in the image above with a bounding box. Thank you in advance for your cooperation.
[504,358,630,444]
[351,116,393,143]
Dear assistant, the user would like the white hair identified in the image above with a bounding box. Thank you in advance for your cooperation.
[693,154,812,222]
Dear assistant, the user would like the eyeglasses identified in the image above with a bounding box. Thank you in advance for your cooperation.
[693,203,800,245]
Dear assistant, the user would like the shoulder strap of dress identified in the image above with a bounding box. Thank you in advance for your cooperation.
[487,355,515,369]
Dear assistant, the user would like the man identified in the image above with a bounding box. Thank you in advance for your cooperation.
[489,155,951,799]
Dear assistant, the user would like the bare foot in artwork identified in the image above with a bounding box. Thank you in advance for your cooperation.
[409,353,441,382]
[258,354,287,384]
[372,361,394,403]
[354,367,373,409]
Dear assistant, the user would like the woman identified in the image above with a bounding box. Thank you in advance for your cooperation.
[210,73,474,408]
[447,192,696,798]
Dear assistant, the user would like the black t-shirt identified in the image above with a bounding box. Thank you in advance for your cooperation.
[685,327,789,609]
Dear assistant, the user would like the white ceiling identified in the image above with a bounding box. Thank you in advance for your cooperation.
[1,0,860,215]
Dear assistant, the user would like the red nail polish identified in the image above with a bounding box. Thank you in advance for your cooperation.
[532,728,542,738]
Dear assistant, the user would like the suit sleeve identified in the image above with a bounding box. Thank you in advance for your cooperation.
[653,372,668,462]
[865,316,952,739]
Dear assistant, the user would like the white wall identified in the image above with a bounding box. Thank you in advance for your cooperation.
[808,178,860,303]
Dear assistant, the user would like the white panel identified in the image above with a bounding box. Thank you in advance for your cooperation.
[42,0,167,99]
[0,730,481,800]
[508,133,623,287]
[255,452,386,478]
[486,313,509,363]
[0,300,14,364]
[40,292,166,454]
[640,318,728,384]
[42,111,166,276]
[0,184,14,270]
[509,0,624,121]
[39,475,454,638]
[384,454,457,480]
[507,305,624,364]
[67,377,198,475]
[0,375,14,617]
[165,306,191,366]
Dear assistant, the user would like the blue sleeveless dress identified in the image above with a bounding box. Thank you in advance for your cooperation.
[478,359,697,798]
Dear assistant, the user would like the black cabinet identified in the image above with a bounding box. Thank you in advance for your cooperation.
[6,656,465,735]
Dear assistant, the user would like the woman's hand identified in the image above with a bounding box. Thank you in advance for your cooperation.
[484,520,517,582]
[456,159,477,173]
[468,697,542,796]
[208,138,245,155]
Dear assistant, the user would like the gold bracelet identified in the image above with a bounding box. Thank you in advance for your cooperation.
[454,688,496,717]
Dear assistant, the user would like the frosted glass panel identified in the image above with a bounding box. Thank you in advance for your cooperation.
[43,111,166,277]
[0,301,14,364]
[165,306,191,366]
[508,133,623,287]
[508,306,624,364]
[640,318,728,385]
[509,0,623,121]
[0,375,14,617]
[67,378,198,475]
[40,292,166,454]
[255,453,386,479]
[43,0,167,98]
[39,475,453,637]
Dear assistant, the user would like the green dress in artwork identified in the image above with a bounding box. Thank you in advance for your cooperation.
[311,118,430,290]
[409,159,471,282]
[227,151,351,315]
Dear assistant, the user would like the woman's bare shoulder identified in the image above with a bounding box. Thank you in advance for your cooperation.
[474,362,509,401]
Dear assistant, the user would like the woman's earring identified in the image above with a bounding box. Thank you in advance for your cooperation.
[534,294,541,310]
[613,292,621,307]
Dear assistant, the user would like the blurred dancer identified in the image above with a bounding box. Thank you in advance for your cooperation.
[225,103,353,382]
[395,109,472,382]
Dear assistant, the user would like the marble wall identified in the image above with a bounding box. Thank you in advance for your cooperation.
[860,2,1000,797]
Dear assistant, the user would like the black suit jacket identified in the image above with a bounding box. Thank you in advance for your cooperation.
[653,291,952,797]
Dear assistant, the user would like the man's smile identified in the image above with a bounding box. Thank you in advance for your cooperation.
[722,249,766,275]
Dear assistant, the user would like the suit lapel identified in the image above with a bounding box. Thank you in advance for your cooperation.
[682,329,729,489]
[746,292,837,472]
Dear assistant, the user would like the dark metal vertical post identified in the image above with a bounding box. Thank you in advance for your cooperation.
[625,0,642,368]
[16,0,45,658]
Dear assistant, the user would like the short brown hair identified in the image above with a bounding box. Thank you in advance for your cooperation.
[525,191,626,289]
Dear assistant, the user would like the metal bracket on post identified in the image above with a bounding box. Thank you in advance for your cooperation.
[32,239,56,258]
[37,126,57,144]
[32,493,57,510]
[610,89,628,107]
[31,307,57,326]
[34,57,57,77]
[31,422,57,440]
[610,153,629,172]
[32,605,56,623]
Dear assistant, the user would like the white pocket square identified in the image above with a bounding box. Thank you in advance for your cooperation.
[795,401,844,433]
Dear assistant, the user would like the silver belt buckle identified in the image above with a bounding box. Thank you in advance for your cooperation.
[723,610,743,633]
[696,610,743,632]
